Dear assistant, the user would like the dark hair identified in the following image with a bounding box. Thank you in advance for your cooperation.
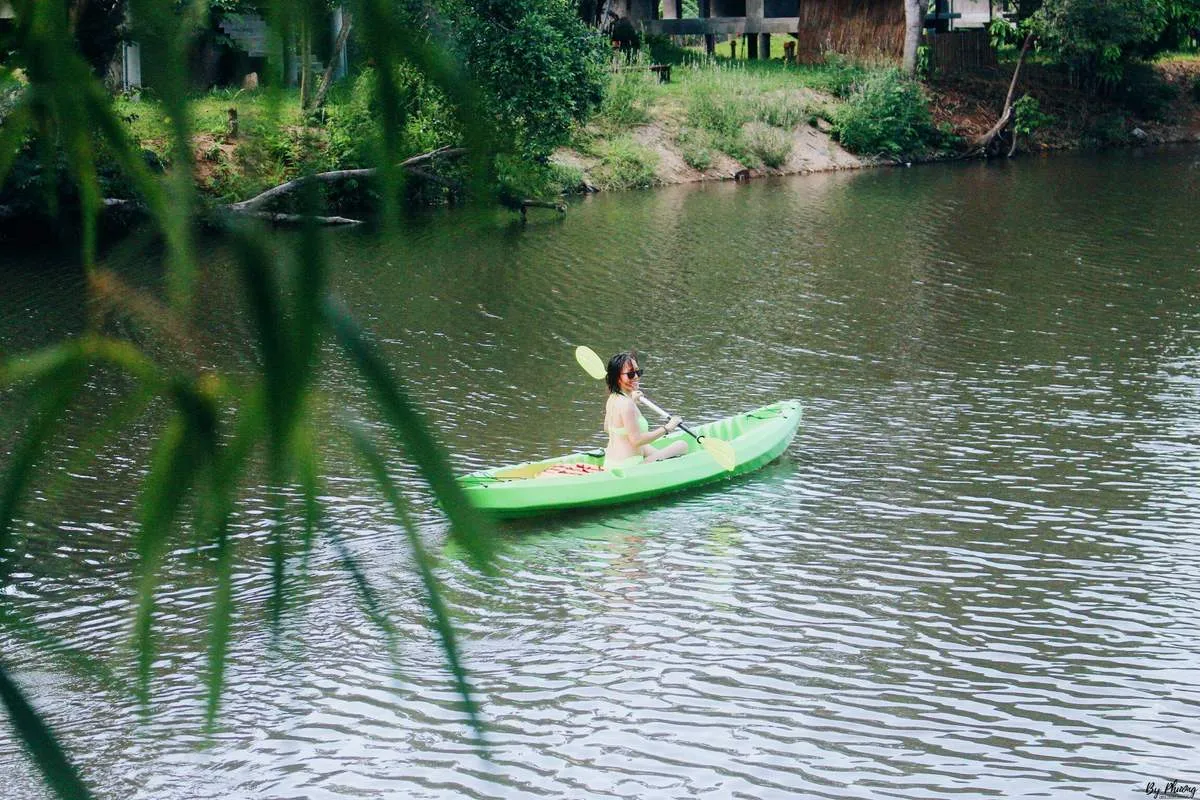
[605,352,636,394]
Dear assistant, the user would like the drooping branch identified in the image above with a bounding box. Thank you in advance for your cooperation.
[517,199,566,221]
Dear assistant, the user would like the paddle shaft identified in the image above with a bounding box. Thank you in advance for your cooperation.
[636,394,705,444]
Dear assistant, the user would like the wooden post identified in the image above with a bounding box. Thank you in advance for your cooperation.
[745,0,763,61]
[760,33,770,59]
[701,0,715,54]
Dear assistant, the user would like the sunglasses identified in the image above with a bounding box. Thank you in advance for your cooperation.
[622,369,644,379]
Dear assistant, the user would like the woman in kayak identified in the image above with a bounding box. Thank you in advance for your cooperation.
[604,352,688,468]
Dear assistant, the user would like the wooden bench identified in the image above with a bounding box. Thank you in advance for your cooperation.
[611,63,672,83]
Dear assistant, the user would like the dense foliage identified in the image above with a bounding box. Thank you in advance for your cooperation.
[325,64,458,168]
[72,0,129,75]
[1026,0,1200,84]
[448,0,607,160]
[1032,0,1166,83]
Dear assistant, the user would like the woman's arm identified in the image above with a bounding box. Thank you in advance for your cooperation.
[619,396,669,449]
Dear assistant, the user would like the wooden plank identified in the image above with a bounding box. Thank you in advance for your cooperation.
[643,16,801,35]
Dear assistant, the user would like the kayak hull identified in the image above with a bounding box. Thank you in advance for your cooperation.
[459,400,802,518]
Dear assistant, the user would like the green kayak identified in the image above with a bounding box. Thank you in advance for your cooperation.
[459,400,802,518]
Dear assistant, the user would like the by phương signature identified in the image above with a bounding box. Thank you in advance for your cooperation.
[1143,779,1198,799]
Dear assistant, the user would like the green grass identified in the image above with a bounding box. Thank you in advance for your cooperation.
[570,55,898,176]
[595,59,662,130]
[1152,50,1200,63]
[113,89,308,151]
[674,125,716,170]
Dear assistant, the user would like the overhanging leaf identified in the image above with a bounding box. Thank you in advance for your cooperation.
[0,661,96,800]
[345,421,485,745]
[324,297,496,574]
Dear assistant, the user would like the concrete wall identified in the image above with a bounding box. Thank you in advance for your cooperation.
[951,0,993,28]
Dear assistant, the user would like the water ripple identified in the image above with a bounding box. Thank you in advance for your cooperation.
[3,149,1200,799]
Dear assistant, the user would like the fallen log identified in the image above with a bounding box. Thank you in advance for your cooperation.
[232,211,365,227]
[226,146,468,214]
[517,198,567,221]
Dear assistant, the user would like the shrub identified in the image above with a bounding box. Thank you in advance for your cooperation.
[0,71,24,124]
[833,70,941,157]
[746,123,792,168]
[1013,94,1057,140]
[324,66,458,168]
[988,17,1022,50]
[456,0,608,160]
[1032,0,1168,87]
[1081,112,1130,147]
[807,54,871,98]
[915,44,934,80]
[590,136,658,190]
[496,155,583,199]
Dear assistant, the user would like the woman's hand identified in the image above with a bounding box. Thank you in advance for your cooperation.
[664,416,682,433]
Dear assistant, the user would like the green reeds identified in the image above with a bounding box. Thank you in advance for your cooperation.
[0,1,502,796]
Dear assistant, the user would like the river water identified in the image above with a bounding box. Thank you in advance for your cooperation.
[2,147,1199,799]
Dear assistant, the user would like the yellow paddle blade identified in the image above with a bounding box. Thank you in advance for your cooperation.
[701,436,736,471]
[575,345,606,380]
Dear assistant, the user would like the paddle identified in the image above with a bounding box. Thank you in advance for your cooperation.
[573,346,736,471]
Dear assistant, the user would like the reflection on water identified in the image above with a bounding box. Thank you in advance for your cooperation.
[2,147,1200,799]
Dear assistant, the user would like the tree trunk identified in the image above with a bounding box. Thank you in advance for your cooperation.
[310,8,354,112]
[968,31,1035,156]
[902,0,927,75]
[299,18,312,109]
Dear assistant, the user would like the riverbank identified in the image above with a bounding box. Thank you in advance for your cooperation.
[554,53,1200,191]
[3,52,1199,233]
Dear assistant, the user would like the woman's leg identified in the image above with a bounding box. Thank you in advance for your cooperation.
[643,440,688,463]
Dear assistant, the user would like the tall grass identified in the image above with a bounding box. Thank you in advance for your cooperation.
[596,55,662,129]
[678,62,820,166]
[0,1,499,796]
